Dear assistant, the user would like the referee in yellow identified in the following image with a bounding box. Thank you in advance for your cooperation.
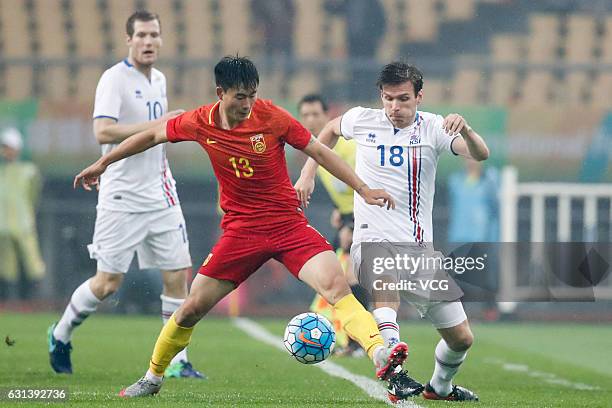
[0,127,45,299]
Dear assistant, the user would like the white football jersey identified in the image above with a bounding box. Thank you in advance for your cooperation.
[341,107,458,243]
[93,59,179,212]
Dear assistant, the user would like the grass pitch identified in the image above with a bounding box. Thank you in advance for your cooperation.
[1,313,610,407]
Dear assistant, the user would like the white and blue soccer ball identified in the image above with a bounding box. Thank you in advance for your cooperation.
[283,312,335,364]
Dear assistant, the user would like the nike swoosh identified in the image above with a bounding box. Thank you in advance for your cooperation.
[206,138,216,144]
[298,332,322,347]
[369,333,381,338]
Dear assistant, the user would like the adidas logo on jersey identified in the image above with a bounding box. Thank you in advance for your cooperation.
[367,133,377,143]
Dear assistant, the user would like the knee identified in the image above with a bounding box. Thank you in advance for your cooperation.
[449,331,474,352]
[90,273,123,299]
[319,271,351,305]
[174,296,207,326]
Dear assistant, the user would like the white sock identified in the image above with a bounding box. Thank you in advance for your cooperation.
[53,278,101,343]
[161,294,188,365]
[145,369,163,385]
[373,345,385,367]
[430,339,467,396]
[373,307,400,346]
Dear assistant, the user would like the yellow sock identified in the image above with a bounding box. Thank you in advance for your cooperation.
[311,294,350,348]
[333,294,384,360]
[149,314,194,376]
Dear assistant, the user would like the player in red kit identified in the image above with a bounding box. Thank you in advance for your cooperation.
[74,56,422,398]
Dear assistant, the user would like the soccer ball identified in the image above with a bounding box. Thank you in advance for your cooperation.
[283,312,335,364]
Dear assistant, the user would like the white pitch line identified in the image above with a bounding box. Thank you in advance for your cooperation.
[233,317,423,408]
[485,358,600,391]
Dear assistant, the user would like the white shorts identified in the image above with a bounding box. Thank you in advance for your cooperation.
[351,241,467,329]
[419,301,467,329]
[88,206,192,274]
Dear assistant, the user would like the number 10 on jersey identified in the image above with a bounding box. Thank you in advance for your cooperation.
[377,145,405,167]
[146,101,163,120]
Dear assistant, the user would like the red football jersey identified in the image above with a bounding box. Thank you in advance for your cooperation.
[166,99,312,231]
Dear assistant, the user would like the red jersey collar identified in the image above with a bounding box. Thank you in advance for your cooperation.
[207,100,254,127]
[208,100,221,126]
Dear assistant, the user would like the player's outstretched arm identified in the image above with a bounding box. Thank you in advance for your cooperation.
[74,121,169,190]
[444,113,490,161]
[294,117,342,207]
[93,109,184,144]
[302,136,395,210]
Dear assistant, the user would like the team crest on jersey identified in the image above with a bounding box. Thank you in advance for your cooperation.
[250,134,266,153]
[367,133,377,143]
[409,132,421,145]
[409,114,423,144]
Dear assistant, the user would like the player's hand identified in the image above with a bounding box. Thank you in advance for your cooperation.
[73,161,107,191]
[443,113,469,136]
[294,175,315,208]
[162,109,185,121]
[358,186,396,210]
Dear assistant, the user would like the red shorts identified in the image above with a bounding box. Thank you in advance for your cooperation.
[198,220,333,286]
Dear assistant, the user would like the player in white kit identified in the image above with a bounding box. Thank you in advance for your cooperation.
[48,11,204,379]
[296,62,489,402]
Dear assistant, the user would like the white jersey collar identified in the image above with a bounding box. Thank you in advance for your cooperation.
[380,109,421,134]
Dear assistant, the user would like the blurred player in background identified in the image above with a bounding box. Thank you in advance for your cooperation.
[73,56,422,398]
[0,127,45,300]
[298,94,366,357]
[448,158,501,320]
[296,62,488,402]
[47,10,204,379]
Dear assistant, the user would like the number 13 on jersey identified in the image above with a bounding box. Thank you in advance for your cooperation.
[229,157,254,178]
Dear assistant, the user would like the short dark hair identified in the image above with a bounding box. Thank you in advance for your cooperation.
[298,94,329,113]
[214,56,260,92]
[126,10,161,38]
[376,61,423,94]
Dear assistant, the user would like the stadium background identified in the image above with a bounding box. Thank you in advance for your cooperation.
[1,0,611,320]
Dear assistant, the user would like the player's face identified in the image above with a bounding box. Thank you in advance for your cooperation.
[127,19,162,67]
[299,102,328,135]
[219,86,258,123]
[380,82,423,128]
